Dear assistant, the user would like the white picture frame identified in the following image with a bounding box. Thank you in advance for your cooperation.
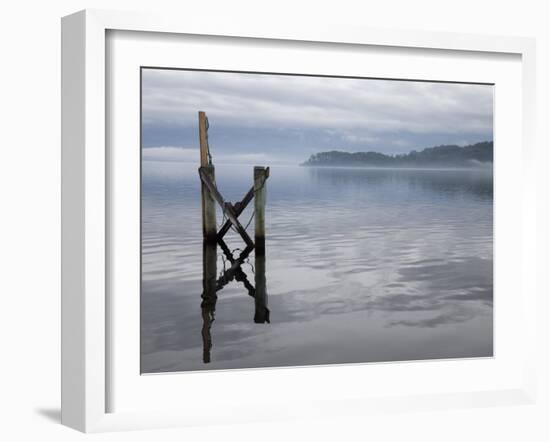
[61,9,538,433]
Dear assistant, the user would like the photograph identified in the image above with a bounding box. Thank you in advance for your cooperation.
[140,68,494,373]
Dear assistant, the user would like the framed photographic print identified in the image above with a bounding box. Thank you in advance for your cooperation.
[61,9,538,432]
[140,69,494,374]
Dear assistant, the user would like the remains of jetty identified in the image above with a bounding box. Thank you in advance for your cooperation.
[197,111,270,363]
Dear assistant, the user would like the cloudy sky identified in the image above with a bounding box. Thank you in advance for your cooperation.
[142,68,493,165]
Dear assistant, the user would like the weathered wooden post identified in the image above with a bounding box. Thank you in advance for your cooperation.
[254,166,269,255]
[254,253,270,324]
[199,111,216,241]
[200,240,217,363]
[201,166,217,242]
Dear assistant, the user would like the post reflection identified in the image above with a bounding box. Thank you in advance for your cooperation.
[254,254,269,324]
[200,239,270,363]
[200,241,217,363]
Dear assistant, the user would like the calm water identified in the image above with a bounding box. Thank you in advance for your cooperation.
[141,162,493,373]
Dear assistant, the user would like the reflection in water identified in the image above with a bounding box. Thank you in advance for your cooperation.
[254,253,269,324]
[200,241,217,364]
[307,166,493,200]
[201,240,270,363]
[141,163,493,373]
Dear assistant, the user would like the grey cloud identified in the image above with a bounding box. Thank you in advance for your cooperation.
[142,69,493,133]
[141,68,493,162]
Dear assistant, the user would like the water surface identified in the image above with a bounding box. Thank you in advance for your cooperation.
[141,162,493,373]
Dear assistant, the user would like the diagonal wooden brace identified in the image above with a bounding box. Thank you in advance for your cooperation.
[199,167,254,248]
[217,186,254,240]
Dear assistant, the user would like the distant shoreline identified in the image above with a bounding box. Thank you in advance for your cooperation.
[301,141,493,169]
[301,164,493,171]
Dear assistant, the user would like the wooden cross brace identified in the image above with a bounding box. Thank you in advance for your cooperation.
[217,187,254,240]
[199,166,255,248]
[199,166,270,250]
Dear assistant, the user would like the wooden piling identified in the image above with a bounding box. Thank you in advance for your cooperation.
[198,111,217,241]
[198,111,209,166]
[254,166,269,255]
[201,165,217,242]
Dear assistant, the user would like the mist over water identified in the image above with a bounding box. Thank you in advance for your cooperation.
[141,161,493,373]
